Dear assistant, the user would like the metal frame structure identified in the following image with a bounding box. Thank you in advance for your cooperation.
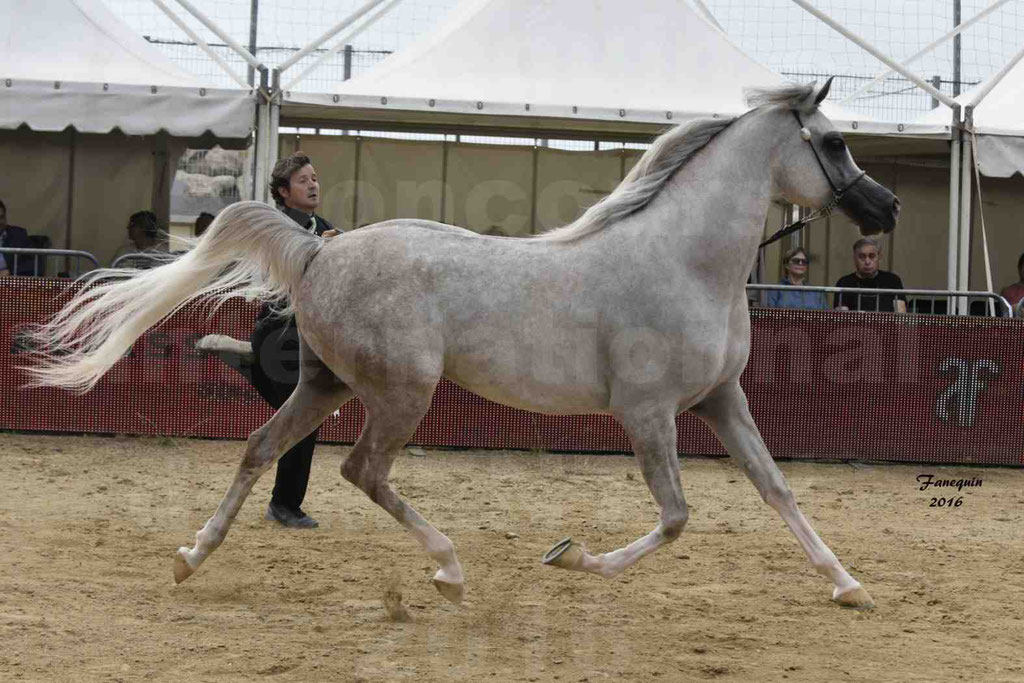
[0,248,100,278]
[746,283,1014,317]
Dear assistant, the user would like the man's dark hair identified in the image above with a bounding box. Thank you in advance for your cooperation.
[129,210,160,239]
[194,212,215,237]
[269,152,312,206]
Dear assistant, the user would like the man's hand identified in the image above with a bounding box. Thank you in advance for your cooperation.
[322,229,341,239]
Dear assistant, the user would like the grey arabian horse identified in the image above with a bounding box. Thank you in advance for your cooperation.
[27,80,898,610]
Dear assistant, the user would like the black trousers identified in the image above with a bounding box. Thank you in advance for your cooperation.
[249,312,318,512]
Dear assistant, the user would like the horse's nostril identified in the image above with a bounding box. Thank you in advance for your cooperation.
[892,197,901,215]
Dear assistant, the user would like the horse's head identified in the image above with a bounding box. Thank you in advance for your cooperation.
[770,78,899,235]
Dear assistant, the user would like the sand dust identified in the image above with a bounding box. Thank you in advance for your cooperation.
[1,432,1022,682]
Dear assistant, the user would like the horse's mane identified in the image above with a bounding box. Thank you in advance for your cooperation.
[533,82,815,243]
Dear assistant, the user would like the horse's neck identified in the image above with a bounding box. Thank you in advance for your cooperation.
[643,112,777,285]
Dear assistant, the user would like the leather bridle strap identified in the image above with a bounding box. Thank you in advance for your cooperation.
[759,111,866,248]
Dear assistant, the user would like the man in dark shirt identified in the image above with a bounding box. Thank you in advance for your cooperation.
[0,199,34,275]
[834,237,907,313]
[251,152,340,529]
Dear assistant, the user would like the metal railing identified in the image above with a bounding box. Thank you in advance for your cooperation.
[0,248,100,278]
[746,284,1014,317]
[110,251,183,270]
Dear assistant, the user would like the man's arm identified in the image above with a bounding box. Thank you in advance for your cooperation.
[892,273,907,313]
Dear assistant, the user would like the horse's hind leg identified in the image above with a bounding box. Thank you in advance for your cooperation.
[544,405,688,578]
[340,389,465,604]
[173,340,352,583]
[690,381,873,609]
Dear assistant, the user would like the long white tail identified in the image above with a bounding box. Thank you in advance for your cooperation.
[24,201,324,393]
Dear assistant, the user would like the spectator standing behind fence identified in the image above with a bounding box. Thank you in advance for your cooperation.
[833,237,907,313]
[246,152,340,529]
[766,247,828,310]
[998,252,1024,312]
[0,199,32,275]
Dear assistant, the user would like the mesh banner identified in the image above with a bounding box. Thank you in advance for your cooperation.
[3,279,1022,466]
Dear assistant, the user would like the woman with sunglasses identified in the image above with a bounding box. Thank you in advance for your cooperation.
[766,247,829,310]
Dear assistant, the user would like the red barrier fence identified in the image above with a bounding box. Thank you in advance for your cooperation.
[3,279,1022,465]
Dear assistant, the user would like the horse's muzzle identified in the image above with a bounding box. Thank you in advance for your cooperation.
[839,175,899,235]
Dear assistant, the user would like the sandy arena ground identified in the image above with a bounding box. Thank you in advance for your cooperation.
[0,432,1022,682]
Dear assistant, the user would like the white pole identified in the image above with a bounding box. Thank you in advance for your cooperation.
[278,0,394,73]
[965,42,1024,108]
[957,123,973,313]
[841,0,1013,105]
[172,0,262,70]
[790,0,957,108]
[282,0,404,92]
[150,0,249,88]
[269,97,280,176]
[691,0,726,33]
[947,127,961,303]
[253,98,271,203]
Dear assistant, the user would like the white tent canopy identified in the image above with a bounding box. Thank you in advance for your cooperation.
[917,53,1024,178]
[283,0,944,137]
[0,0,253,138]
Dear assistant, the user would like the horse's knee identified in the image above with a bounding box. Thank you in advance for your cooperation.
[660,507,689,542]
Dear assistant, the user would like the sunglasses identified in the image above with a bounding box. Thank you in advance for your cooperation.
[789,257,808,265]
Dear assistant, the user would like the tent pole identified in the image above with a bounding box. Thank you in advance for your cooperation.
[151,0,249,87]
[964,42,1024,108]
[277,0,395,74]
[841,0,1013,104]
[791,0,956,107]
[254,91,271,202]
[282,0,404,91]
[268,75,281,178]
[947,124,961,311]
[172,0,262,71]
[957,109,974,314]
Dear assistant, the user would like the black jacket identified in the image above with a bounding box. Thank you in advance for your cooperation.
[0,225,34,275]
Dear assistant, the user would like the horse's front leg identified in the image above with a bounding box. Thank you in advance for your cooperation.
[173,351,352,583]
[543,405,687,578]
[690,381,873,609]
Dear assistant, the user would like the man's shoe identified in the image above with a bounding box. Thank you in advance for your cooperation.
[265,503,319,529]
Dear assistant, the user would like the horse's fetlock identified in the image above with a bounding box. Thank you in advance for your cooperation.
[661,511,689,542]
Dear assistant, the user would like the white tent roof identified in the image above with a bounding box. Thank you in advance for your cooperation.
[0,0,253,138]
[283,0,946,137]
[917,54,1024,177]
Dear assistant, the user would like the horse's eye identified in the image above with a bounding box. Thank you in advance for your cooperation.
[827,137,846,151]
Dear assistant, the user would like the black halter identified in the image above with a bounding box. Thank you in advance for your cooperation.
[759,110,867,248]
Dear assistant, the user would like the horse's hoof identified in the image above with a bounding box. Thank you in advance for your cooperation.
[432,578,465,605]
[173,548,196,584]
[542,537,585,571]
[834,586,875,610]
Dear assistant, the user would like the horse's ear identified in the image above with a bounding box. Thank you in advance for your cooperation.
[814,76,834,105]
[796,77,834,113]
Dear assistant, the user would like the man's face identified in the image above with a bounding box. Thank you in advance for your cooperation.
[279,164,320,213]
[854,244,880,278]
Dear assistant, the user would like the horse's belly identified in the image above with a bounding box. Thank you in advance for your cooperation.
[443,334,610,415]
